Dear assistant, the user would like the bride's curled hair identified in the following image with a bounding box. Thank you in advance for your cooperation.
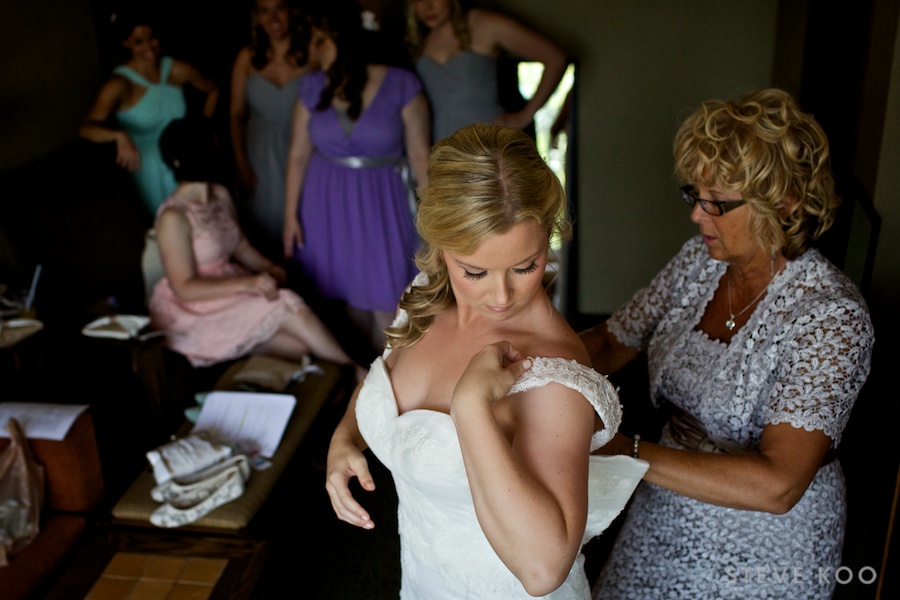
[385,123,571,349]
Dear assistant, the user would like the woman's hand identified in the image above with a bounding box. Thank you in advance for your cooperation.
[114,133,141,172]
[248,272,280,301]
[263,263,287,285]
[325,430,376,530]
[492,110,534,131]
[235,161,257,195]
[283,218,304,258]
[451,341,533,416]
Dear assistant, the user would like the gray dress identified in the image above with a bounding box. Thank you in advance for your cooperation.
[243,73,302,253]
[415,52,503,142]
[593,236,875,599]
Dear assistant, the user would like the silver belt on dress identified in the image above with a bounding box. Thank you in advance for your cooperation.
[316,153,401,169]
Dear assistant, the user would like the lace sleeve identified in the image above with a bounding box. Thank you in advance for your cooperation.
[608,237,711,351]
[508,357,622,451]
[768,293,874,445]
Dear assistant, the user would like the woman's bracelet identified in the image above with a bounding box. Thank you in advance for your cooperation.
[632,434,641,459]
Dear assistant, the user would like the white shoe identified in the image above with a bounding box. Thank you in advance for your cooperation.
[149,465,245,528]
[150,455,251,504]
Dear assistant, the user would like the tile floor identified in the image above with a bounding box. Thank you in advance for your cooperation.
[85,552,227,600]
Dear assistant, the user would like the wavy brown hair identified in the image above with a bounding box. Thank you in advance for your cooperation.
[248,0,309,71]
[673,88,839,259]
[310,0,368,120]
[385,123,570,349]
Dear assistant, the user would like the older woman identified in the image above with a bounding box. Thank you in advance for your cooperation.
[582,88,875,599]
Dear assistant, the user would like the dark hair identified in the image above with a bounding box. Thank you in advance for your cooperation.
[310,0,369,120]
[159,118,224,184]
[110,5,158,42]
[248,0,309,70]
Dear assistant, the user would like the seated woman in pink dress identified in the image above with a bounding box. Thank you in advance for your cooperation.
[149,117,365,381]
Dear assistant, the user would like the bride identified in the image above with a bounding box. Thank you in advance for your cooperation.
[325,123,645,599]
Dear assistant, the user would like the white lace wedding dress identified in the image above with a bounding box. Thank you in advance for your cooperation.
[593,236,875,600]
[356,299,647,599]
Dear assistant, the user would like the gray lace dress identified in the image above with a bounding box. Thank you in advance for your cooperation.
[593,236,874,599]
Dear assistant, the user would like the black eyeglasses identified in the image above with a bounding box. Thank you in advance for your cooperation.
[680,185,748,216]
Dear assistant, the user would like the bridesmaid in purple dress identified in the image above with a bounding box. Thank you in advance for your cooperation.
[284,0,431,357]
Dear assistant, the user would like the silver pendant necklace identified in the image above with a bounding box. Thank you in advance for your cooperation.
[725,269,774,331]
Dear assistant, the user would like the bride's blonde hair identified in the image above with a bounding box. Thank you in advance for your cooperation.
[385,123,570,349]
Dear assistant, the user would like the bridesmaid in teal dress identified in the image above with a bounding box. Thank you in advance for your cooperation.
[230,0,312,260]
[80,11,219,218]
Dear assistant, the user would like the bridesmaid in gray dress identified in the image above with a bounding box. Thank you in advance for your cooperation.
[230,0,312,259]
[404,0,567,143]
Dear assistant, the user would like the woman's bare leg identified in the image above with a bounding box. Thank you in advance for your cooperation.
[274,305,367,382]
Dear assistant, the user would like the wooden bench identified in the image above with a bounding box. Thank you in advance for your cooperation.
[110,356,351,532]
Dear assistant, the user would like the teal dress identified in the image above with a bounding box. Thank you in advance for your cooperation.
[114,56,186,215]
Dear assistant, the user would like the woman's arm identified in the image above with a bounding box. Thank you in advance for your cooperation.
[157,206,278,302]
[325,383,377,529]
[283,99,313,257]
[78,77,141,172]
[170,59,219,118]
[599,424,832,514]
[401,92,431,188]
[452,342,594,596]
[579,321,641,376]
[593,294,870,514]
[219,195,288,284]
[229,48,256,192]
[473,9,567,130]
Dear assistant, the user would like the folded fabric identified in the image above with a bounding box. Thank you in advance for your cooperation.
[145,432,233,485]
[583,454,650,545]
[231,354,322,391]
[81,315,151,340]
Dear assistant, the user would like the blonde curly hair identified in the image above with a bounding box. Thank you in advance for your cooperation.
[673,88,839,259]
[385,123,570,349]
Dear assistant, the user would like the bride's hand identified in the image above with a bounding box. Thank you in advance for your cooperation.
[325,434,376,530]
[451,341,533,417]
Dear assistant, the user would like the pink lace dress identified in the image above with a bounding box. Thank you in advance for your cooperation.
[148,185,305,366]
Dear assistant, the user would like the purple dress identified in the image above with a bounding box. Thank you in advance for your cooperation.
[294,67,421,313]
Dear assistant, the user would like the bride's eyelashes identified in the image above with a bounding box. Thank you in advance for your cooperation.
[462,262,539,281]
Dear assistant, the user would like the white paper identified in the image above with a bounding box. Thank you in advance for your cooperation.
[0,402,89,440]
[190,391,296,458]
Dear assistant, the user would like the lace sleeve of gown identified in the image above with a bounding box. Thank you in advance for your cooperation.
[508,357,622,451]
[508,356,648,544]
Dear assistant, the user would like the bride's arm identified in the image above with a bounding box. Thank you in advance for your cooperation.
[451,343,595,597]
[325,383,377,530]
